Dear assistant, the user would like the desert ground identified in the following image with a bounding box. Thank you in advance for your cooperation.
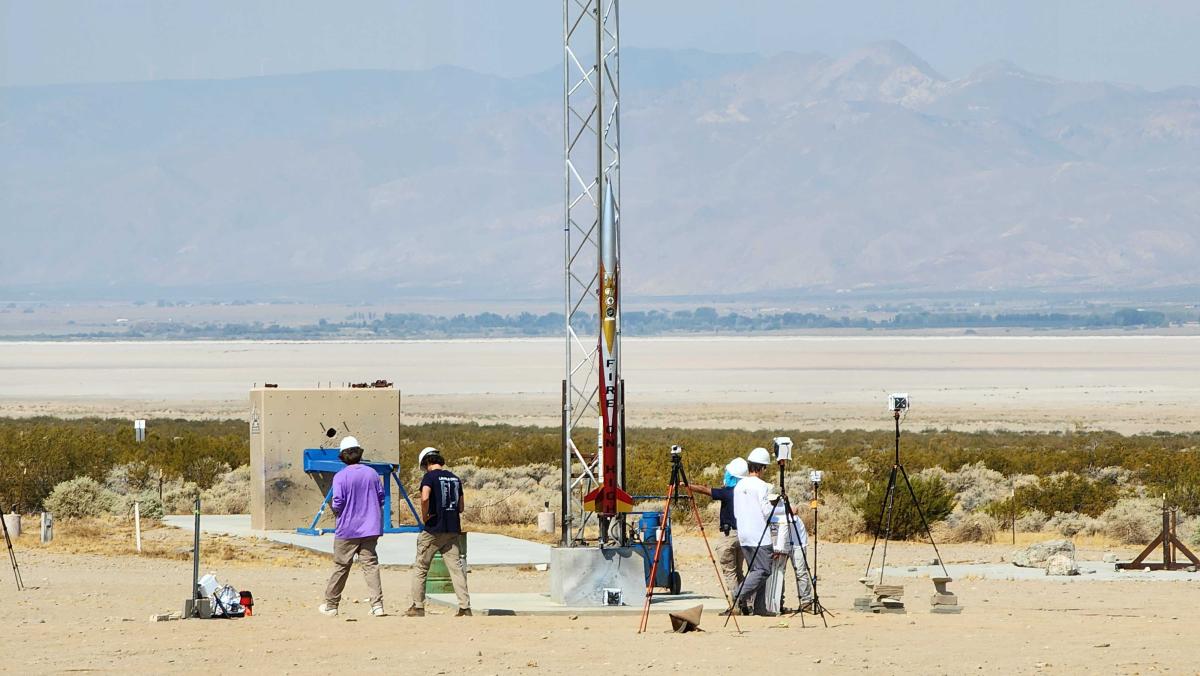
[2,335,1198,432]
[4,521,1199,675]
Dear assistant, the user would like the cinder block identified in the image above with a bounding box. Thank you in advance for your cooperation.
[550,547,646,606]
[853,597,873,611]
[930,593,958,605]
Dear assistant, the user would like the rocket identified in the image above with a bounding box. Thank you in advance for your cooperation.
[583,182,634,518]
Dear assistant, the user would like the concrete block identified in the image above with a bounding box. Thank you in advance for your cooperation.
[550,546,646,606]
[250,388,401,530]
[853,597,873,611]
[930,593,958,605]
[931,606,964,614]
[183,598,212,619]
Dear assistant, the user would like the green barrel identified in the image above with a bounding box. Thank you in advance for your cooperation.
[425,553,454,594]
[424,534,468,595]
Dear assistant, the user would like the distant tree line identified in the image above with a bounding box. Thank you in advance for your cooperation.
[2,306,1187,341]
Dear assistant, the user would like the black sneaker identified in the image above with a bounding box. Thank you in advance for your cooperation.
[455,608,473,617]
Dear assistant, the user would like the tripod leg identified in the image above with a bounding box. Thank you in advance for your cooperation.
[2,512,23,591]
[864,466,898,578]
[898,464,950,577]
[638,484,675,634]
[877,467,901,585]
[724,498,779,628]
[681,481,741,633]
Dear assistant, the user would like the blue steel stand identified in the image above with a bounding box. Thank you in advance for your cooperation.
[296,448,423,535]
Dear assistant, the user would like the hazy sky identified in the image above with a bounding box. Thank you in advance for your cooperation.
[3,1,1199,89]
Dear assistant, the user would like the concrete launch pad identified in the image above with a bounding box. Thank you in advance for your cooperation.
[550,546,645,605]
[163,515,550,567]
[426,592,728,617]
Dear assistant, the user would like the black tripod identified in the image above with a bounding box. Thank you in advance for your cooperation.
[864,410,949,584]
[2,505,25,591]
[801,476,834,620]
[639,449,741,634]
[724,463,830,628]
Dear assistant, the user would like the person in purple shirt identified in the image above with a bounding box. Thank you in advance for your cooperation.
[319,436,386,618]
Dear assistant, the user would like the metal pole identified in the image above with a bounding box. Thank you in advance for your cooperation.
[561,380,569,547]
[561,0,572,549]
[192,497,201,605]
[1011,478,1016,545]
[134,502,142,554]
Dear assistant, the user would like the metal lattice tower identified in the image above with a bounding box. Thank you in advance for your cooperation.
[561,0,621,547]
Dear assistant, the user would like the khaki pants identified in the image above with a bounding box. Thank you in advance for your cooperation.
[411,531,470,610]
[715,531,744,602]
[325,536,382,607]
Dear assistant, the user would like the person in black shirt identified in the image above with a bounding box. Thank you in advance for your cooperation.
[687,457,748,606]
[405,447,472,617]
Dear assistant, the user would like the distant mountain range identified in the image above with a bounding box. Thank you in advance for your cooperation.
[3,42,1198,302]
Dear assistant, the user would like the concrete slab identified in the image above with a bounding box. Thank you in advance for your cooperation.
[549,546,644,605]
[880,561,1200,583]
[425,592,729,617]
[162,515,550,567]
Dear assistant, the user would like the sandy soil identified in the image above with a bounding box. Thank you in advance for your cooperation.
[5,525,1199,675]
[2,336,1198,432]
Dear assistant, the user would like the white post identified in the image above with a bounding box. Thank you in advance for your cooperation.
[134,502,143,554]
[41,512,52,543]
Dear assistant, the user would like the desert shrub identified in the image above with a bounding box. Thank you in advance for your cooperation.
[947,462,1010,512]
[104,462,159,494]
[201,465,250,514]
[1018,473,1123,517]
[1099,498,1162,544]
[183,457,230,490]
[113,492,164,520]
[858,474,954,540]
[162,479,202,515]
[1185,517,1200,547]
[42,477,118,520]
[943,512,998,543]
[796,492,864,542]
[463,488,556,526]
[1015,508,1049,532]
[1043,511,1101,537]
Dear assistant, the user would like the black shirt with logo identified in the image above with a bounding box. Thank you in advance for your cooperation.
[420,468,464,534]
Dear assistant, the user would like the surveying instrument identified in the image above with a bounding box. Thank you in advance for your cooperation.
[724,438,830,628]
[639,445,741,634]
[864,394,949,585]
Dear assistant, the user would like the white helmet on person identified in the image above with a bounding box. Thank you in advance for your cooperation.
[746,447,772,466]
[417,447,440,467]
[725,457,749,479]
[339,436,361,452]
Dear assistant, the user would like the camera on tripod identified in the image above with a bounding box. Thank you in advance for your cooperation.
[772,436,793,463]
[887,393,910,412]
[670,444,683,456]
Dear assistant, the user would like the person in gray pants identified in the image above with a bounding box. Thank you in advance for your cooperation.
[405,447,471,616]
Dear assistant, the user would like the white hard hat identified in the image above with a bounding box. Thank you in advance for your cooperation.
[339,436,361,452]
[747,447,772,466]
[418,447,439,466]
[725,457,749,479]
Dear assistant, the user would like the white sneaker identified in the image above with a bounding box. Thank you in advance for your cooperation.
[370,604,387,617]
[318,603,338,617]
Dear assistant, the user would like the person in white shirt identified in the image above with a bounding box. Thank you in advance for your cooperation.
[732,447,787,614]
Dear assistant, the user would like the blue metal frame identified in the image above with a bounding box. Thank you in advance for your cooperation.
[296,448,423,535]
